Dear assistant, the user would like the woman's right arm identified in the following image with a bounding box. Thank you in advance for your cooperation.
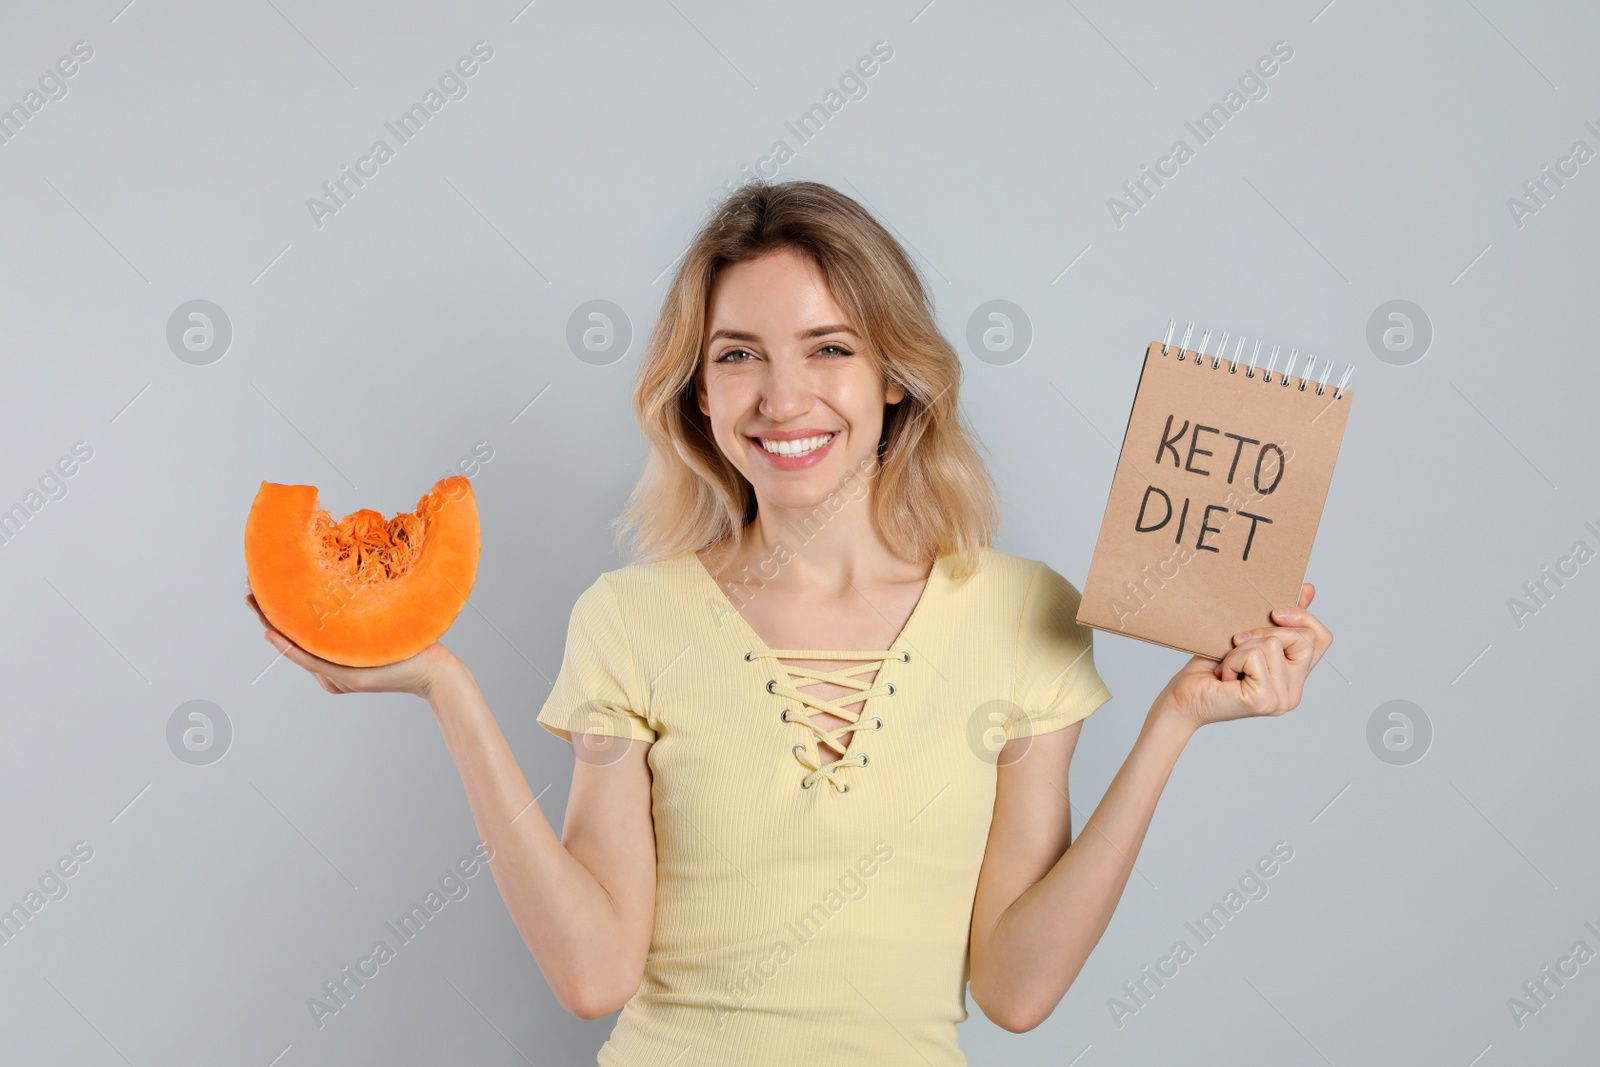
[426,656,656,1019]
[245,594,655,1019]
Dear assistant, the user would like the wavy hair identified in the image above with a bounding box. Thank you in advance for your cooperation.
[613,180,999,580]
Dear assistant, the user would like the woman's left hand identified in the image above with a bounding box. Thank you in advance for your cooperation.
[1152,583,1332,735]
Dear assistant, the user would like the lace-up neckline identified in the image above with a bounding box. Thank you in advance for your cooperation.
[747,648,910,793]
[689,551,945,796]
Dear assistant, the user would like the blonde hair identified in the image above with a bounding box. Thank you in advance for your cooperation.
[613,180,1000,580]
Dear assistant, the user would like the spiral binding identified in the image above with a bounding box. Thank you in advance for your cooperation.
[1158,319,1353,400]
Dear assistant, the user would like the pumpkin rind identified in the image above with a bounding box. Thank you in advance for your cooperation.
[245,476,480,667]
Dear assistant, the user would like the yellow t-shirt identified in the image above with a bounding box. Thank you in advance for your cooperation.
[536,545,1113,1066]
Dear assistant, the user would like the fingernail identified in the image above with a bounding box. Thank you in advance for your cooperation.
[1272,609,1289,620]
[1235,630,1251,641]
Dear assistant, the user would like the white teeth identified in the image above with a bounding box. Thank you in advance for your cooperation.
[758,433,834,457]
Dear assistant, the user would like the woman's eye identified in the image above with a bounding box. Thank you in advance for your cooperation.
[713,344,851,363]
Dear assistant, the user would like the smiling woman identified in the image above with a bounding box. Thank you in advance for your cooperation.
[512,182,1122,1063]
[248,178,1331,1067]
[619,180,997,578]
[698,251,906,484]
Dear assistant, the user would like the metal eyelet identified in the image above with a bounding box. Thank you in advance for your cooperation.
[900,651,911,662]
[870,716,883,730]
[766,679,777,693]
[800,779,814,789]
[884,681,895,696]
[744,651,753,662]
[838,784,851,793]
[779,709,790,722]
[792,743,807,758]
[859,754,869,767]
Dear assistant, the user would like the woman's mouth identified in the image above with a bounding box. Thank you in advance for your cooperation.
[748,432,837,470]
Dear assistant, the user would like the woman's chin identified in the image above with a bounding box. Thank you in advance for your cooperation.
[754,473,869,513]
[755,482,831,511]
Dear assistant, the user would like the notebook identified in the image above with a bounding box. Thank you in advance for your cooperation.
[1076,321,1355,660]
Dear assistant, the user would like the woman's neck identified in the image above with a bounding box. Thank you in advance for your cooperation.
[703,498,931,593]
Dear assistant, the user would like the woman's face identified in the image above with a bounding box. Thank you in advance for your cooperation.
[696,247,905,512]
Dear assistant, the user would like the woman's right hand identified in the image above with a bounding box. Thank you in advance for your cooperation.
[245,592,460,699]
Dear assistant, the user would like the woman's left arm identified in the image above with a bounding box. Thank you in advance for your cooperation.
[967,584,1333,1033]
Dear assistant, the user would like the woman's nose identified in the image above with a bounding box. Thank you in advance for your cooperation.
[758,355,812,420]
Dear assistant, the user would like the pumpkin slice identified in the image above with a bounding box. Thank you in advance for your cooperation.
[245,476,480,666]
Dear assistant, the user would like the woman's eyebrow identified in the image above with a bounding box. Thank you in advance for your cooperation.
[798,324,858,340]
[707,324,859,343]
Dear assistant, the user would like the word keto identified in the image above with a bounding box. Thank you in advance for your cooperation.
[1109,840,1294,1028]
[307,41,494,229]
[306,840,494,1029]
[1506,917,1600,1030]
[1108,40,1294,229]
[712,840,894,1027]
[0,440,94,548]
[1107,441,1299,629]
[0,40,94,147]
[1134,415,1287,561]
[1507,518,1600,629]
[708,41,894,208]
[1506,118,1600,230]
[0,840,95,947]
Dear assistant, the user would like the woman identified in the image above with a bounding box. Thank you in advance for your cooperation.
[246,180,1330,1064]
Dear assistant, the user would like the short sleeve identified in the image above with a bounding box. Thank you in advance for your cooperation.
[1009,561,1114,738]
[536,574,657,745]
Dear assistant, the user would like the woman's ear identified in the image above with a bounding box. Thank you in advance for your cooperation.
[885,380,905,405]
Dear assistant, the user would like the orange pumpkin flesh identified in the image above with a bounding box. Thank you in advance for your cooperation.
[245,476,479,667]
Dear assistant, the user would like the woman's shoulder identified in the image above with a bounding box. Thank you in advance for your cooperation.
[590,546,1071,596]
[573,551,711,627]
[957,544,1075,602]
[581,551,697,598]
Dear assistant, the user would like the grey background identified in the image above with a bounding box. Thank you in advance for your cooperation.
[1,0,1596,1064]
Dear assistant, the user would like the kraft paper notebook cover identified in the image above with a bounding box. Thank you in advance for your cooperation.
[1076,322,1355,660]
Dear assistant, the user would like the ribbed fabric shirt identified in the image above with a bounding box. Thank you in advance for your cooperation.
[536,545,1114,1065]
